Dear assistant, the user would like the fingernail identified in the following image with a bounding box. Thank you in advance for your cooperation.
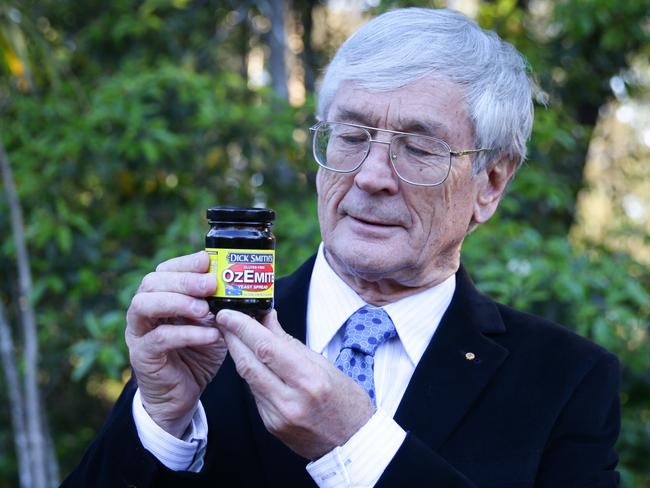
[206,327,220,342]
[217,309,231,320]
[193,253,202,270]
[192,299,207,316]
[216,309,235,325]
[201,275,213,293]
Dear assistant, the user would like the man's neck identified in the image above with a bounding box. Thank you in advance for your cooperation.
[323,248,458,306]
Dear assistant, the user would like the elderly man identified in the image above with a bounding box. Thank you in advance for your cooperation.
[64,7,620,487]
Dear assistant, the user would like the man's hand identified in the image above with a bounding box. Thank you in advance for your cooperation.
[216,309,374,460]
[125,251,227,438]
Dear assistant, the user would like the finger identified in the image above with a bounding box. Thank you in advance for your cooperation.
[138,271,216,297]
[127,292,210,336]
[140,324,221,356]
[221,328,289,399]
[216,309,312,386]
[156,251,210,273]
[218,313,303,411]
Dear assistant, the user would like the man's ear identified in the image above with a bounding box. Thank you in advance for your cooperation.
[472,158,518,226]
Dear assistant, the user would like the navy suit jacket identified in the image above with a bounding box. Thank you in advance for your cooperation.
[62,257,620,487]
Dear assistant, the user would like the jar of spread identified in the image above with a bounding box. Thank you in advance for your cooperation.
[205,207,275,316]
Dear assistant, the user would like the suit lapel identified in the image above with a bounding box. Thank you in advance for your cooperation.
[274,255,315,343]
[394,265,509,450]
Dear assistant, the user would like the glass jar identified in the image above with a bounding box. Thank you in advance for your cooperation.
[205,207,275,316]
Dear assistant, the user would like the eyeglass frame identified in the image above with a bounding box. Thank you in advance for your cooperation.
[309,120,492,187]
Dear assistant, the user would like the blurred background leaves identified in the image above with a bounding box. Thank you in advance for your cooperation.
[1,0,649,486]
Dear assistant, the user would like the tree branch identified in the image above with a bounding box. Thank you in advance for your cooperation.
[258,0,289,99]
[0,300,32,488]
[0,139,48,488]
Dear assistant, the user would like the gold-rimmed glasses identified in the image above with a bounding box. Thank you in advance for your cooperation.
[309,121,491,186]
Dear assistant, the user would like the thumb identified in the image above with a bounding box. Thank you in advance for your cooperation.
[260,309,286,337]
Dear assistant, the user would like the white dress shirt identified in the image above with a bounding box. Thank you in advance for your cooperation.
[133,243,455,487]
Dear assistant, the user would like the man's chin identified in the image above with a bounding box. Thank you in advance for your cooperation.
[325,242,402,281]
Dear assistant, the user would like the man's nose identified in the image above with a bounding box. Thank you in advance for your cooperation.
[353,139,400,194]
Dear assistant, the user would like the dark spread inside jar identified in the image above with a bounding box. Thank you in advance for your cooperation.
[205,207,275,316]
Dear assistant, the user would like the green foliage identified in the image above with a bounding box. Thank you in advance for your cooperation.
[0,0,649,485]
[1,56,316,479]
[479,0,649,232]
[2,60,315,365]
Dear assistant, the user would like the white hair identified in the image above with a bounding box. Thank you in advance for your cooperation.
[317,8,535,172]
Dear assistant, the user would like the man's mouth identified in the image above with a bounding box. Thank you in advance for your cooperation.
[339,196,410,228]
[346,213,402,228]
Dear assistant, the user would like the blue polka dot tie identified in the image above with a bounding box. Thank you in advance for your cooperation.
[334,305,397,407]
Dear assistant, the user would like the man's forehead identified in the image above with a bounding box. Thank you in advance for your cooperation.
[327,78,470,140]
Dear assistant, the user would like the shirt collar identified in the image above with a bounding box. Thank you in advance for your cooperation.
[306,243,456,366]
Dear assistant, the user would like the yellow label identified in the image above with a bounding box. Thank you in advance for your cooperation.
[206,248,275,299]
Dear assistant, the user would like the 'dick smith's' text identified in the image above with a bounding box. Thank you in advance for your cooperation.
[227,252,274,264]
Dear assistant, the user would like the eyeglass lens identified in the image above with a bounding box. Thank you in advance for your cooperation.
[313,122,451,186]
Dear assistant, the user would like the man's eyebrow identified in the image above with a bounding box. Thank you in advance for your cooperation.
[332,108,375,126]
[331,109,449,139]
[397,118,448,138]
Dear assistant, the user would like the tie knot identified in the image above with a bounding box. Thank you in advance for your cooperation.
[341,305,397,356]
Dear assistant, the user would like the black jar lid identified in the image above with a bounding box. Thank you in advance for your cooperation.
[207,206,275,224]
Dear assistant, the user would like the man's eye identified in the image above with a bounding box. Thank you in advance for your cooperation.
[406,145,434,157]
[337,134,367,144]
[406,144,447,159]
